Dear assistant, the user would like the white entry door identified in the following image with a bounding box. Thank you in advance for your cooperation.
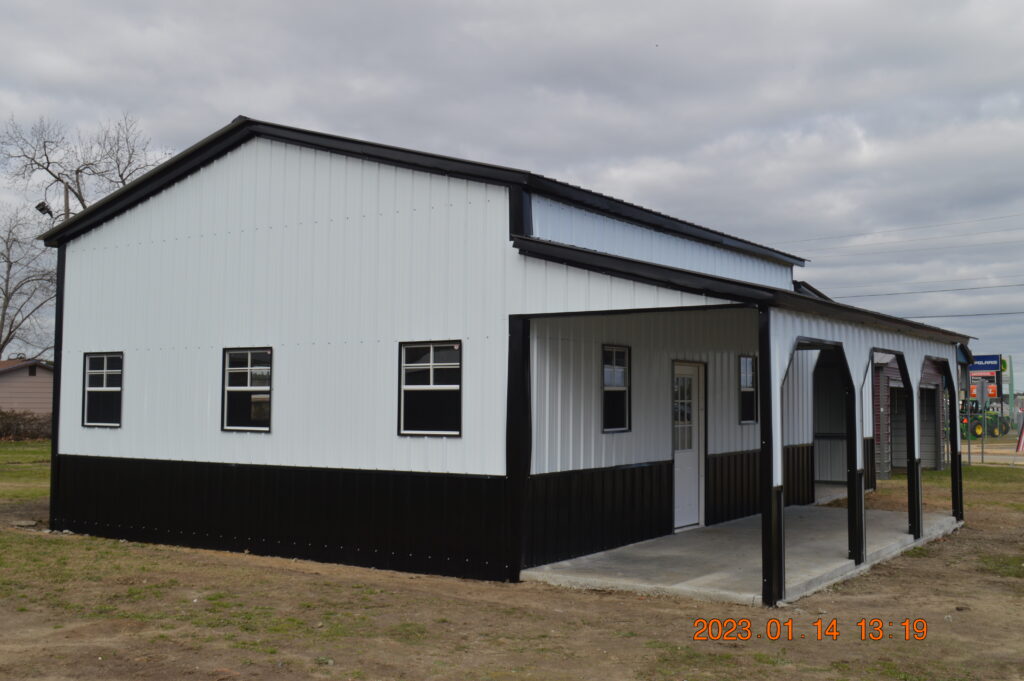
[673,362,704,528]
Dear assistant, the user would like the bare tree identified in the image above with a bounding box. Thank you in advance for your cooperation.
[0,206,56,358]
[0,112,171,222]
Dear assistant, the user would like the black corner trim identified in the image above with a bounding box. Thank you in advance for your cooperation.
[509,187,533,238]
[49,245,66,530]
[506,317,531,580]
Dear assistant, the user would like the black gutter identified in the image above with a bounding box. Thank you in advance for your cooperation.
[512,236,970,346]
[39,117,805,267]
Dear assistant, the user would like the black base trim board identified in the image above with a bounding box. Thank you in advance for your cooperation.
[783,444,814,506]
[53,455,511,581]
[705,445,814,526]
[523,461,672,568]
[706,450,758,524]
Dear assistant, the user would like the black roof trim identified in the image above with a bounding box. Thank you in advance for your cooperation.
[793,280,833,301]
[39,117,805,266]
[513,236,969,346]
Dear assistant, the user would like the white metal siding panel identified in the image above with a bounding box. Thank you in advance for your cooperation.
[768,308,960,486]
[59,138,724,476]
[531,195,795,289]
[781,350,817,447]
[530,307,761,475]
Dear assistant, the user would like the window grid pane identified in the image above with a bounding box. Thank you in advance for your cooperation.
[602,345,630,432]
[84,353,123,426]
[224,348,272,430]
[401,341,462,434]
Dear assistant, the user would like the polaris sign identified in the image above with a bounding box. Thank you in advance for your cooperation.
[969,354,1001,373]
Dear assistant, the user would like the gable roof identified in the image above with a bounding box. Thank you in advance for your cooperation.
[39,116,805,267]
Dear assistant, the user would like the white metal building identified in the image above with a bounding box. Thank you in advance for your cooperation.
[42,117,968,605]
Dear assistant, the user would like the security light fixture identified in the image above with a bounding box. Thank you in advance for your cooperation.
[35,201,53,217]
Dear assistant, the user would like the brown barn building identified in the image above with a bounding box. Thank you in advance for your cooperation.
[872,354,947,483]
[0,358,54,415]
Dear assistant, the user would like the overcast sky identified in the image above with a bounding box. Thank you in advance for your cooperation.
[3,0,1024,385]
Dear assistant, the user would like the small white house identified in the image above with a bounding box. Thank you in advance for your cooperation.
[42,117,968,605]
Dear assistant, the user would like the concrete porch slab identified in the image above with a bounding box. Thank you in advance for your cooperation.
[520,506,962,606]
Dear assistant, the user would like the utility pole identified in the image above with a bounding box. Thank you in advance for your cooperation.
[1011,355,1017,429]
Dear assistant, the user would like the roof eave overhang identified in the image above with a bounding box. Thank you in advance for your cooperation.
[512,236,970,346]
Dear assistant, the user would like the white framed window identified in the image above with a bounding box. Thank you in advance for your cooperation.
[602,345,630,432]
[399,341,461,436]
[223,348,272,432]
[739,355,758,423]
[83,352,123,427]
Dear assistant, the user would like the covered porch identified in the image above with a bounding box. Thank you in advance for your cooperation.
[510,237,970,606]
[522,505,961,605]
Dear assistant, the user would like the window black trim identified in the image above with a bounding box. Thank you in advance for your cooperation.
[601,344,632,433]
[82,351,123,428]
[221,347,273,433]
[739,355,758,424]
[398,340,463,437]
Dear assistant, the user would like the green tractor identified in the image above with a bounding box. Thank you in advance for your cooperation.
[960,400,1012,439]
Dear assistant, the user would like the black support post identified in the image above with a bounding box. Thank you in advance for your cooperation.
[893,355,923,538]
[505,316,532,582]
[758,305,784,606]
[843,361,866,564]
[941,364,964,521]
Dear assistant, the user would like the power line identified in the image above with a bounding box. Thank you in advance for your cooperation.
[799,224,1024,254]
[775,211,1024,245]
[809,235,1024,258]
[826,274,1024,292]
[834,283,1024,299]
[905,311,1024,319]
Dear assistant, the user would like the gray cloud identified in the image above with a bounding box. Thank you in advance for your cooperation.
[3,0,1024,372]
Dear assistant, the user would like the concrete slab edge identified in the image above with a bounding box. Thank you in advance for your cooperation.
[779,519,964,606]
[520,570,763,607]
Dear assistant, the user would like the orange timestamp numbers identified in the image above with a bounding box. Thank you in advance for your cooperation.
[693,618,928,641]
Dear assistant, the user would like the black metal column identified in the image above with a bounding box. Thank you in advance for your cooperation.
[893,355,923,538]
[844,365,865,564]
[905,383,923,539]
[758,305,784,606]
[505,316,532,582]
[943,364,964,521]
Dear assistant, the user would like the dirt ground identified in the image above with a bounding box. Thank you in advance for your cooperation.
[1,463,1022,680]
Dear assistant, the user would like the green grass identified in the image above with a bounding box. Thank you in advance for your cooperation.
[918,465,1024,486]
[0,440,50,502]
[0,440,50,465]
[978,554,1024,579]
[639,640,735,680]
